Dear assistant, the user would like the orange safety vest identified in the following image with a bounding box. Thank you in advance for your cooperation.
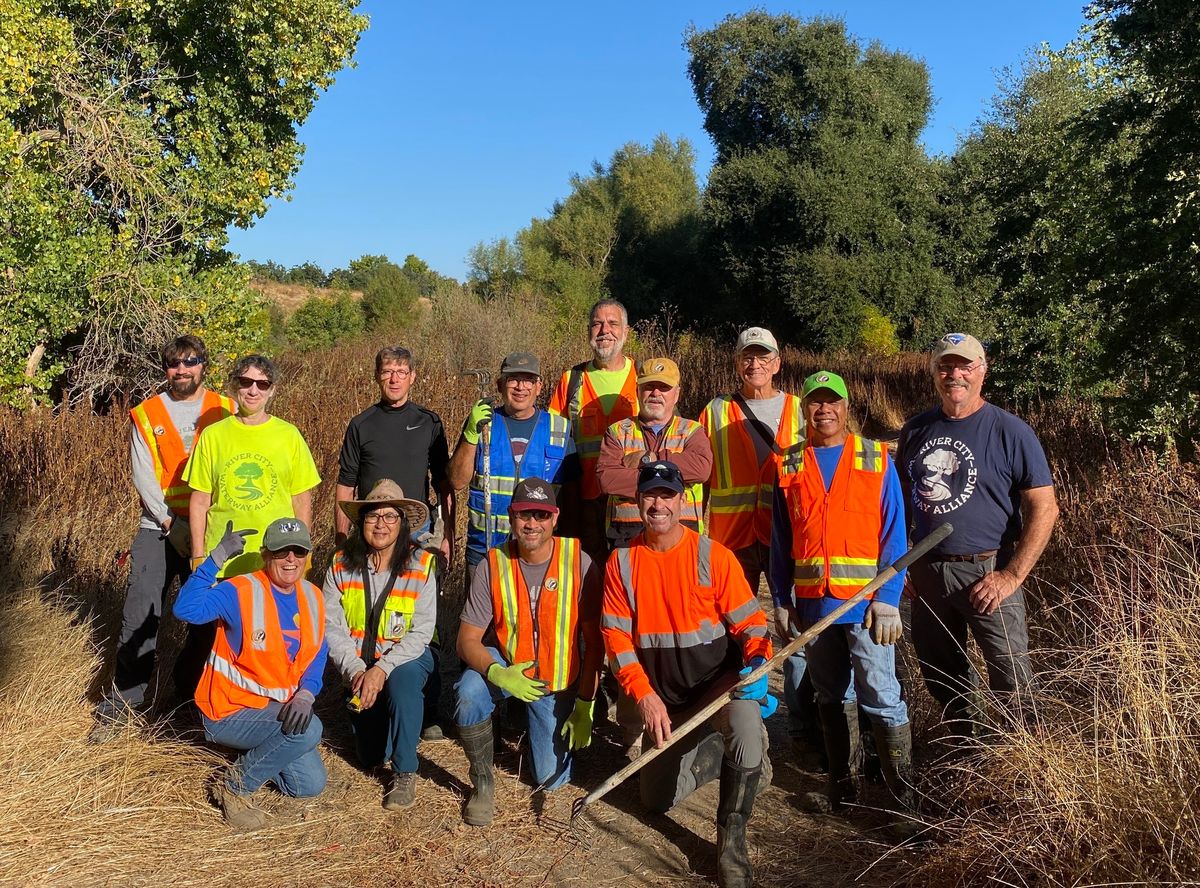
[488,537,582,692]
[130,389,235,517]
[701,393,802,550]
[777,434,886,601]
[606,416,706,532]
[329,548,437,658]
[553,360,638,500]
[195,571,325,721]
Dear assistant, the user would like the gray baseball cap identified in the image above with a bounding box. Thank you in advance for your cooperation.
[499,352,541,378]
[262,517,313,553]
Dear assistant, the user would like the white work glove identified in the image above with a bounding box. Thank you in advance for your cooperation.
[863,600,902,646]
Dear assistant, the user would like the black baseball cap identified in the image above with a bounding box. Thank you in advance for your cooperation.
[510,477,559,513]
[637,461,685,495]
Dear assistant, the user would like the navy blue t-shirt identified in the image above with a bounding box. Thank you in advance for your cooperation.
[897,402,1053,556]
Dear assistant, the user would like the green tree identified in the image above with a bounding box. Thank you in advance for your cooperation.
[687,12,986,349]
[286,292,364,351]
[467,238,524,302]
[0,0,366,404]
[361,264,419,329]
[329,254,393,291]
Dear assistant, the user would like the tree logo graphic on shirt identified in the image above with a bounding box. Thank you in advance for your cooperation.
[908,437,977,514]
[233,462,265,500]
[220,452,279,511]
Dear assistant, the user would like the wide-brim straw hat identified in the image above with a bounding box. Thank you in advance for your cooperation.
[339,478,429,530]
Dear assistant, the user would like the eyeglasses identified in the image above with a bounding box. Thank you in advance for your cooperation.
[165,356,204,369]
[268,546,308,559]
[513,509,554,522]
[379,368,413,380]
[363,512,402,525]
[935,360,984,376]
[235,375,273,391]
[738,353,777,366]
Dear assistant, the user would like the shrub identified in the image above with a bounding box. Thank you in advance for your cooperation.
[286,292,364,351]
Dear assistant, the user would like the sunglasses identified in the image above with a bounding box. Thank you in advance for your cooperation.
[165,356,204,369]
[513,509,555,522]
[235,375,273,391]
[268,546,308,559]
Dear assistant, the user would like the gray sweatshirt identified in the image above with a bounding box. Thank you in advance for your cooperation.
[323,551,438,682]
[130,392,208,531]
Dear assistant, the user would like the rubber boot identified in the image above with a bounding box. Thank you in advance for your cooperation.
[716,759,761,888]
[804,701,860,813]
[877,722,924,841]
[459,718,495,827]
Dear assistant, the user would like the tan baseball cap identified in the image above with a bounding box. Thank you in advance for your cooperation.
[735,327,779,354]
[637,356,680,387]
[931,333,986,364]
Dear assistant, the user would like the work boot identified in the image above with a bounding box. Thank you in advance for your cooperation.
[876,722,924,841]
[212,779,267,832]
[384,771,418,810]
[716,759,762,888]
[803,701,860,813]
[459,718,495,827]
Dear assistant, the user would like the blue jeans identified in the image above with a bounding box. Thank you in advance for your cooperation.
[203,702,327,797]
[804,621,908,728]
[350,647,434,773]
[454,646,576,790]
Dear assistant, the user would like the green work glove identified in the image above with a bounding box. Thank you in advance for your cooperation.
[486,660,546,703]
[560,697,595,751]
[462,399,494,445]
[863,600,903,646]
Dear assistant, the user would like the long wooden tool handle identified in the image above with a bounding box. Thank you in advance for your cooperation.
[572,522,954,818]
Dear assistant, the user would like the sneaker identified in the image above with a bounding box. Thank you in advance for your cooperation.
[384,772,418,810]
[420,723,445,742]
[213,780,267,831]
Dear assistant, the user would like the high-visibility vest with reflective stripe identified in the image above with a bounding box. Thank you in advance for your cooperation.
[130,390,235,517]
[195,571,325,721]
[556,360,639,500]
[609,534,717,667]
[331,548,436,659]
[467,409,571,555]
[488,537,582,692]
[777,434,887,601]
[605,416,706,533]
[700,393,802,550]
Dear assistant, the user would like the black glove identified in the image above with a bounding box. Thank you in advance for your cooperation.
[210,520,258,567]
[278,689,315,735]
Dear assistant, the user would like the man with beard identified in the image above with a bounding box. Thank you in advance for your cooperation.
[897,334,1058,739]
[95,335,235,733]
[596,356,711,548]
[454,478,603,826]
[549,299,639,562]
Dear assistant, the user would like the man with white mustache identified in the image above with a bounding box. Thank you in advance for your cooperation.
[549,299,639,562]
[596,356,712,548]
[897,334,1058,741]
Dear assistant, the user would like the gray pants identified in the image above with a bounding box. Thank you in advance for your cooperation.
[639,697,763,813]
[106,526,210,711]
[909,556,1034,724]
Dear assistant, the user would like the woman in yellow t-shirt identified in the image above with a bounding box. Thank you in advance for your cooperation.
[184,354,321,579]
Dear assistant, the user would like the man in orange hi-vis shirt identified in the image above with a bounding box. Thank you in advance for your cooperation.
[602,460,774,888]
[548,298,638,563]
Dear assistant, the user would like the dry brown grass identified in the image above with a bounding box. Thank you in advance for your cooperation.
[250,280,364,316]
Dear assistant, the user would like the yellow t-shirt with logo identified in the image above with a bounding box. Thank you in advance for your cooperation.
[183,415,321,577]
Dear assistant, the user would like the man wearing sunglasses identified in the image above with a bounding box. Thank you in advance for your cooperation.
[453,478,602,826]
[174,517,328,830]
[897,334,1059,741]
[602,461,773,888]
[95,335,235,735]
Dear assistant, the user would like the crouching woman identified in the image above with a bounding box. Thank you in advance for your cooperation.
[323,479,438,810]
[174,517,327,831]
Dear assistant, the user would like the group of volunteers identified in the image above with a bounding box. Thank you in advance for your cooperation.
[96,298,1058,888]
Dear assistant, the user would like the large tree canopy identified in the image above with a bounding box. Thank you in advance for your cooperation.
[687,12,990,351]
[0,0,365,404]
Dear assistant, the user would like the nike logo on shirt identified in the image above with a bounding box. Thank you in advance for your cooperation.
[406,423,423,430]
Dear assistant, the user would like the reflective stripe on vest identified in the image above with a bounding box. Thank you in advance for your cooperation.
[606,416,706,531]
[130,390,234,516]
[701,393,802,549]
[566,361,639,500]
[467,410,570,554]
[332,549,435,658]
[613,535,716,650]
[778,434,886,601]
[489,537,582,692]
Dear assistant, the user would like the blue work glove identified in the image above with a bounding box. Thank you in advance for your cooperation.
[759,693,779,719]
[278,689,315,736]
[734,656,769,701]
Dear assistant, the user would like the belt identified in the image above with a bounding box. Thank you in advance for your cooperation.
[928,550,998,563]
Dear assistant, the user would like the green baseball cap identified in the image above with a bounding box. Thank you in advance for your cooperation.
[801,370,849,401]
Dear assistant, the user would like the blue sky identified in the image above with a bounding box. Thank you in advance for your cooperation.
[225,1,1089,282]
